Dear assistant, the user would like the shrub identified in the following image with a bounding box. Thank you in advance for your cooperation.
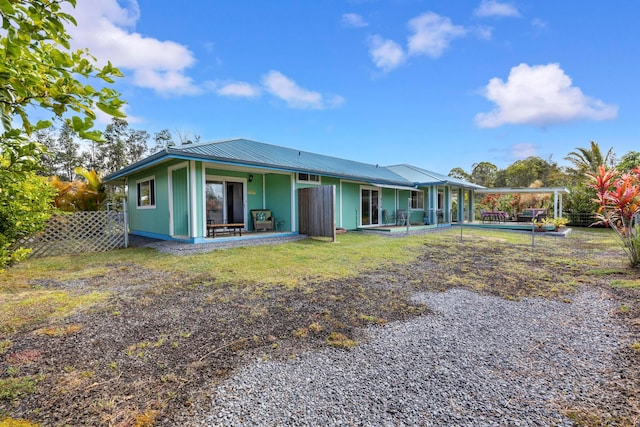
[588,166,640,267]
[0,172,56,270]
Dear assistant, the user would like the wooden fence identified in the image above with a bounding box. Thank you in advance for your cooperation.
[298,185,336,241]
[14,203,128,258]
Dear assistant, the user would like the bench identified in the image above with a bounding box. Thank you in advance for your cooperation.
[207,223,244,238]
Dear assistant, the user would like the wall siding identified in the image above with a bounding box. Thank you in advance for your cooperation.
[265,173,292,231]
[171,166,190,236]
[341,182,360,230]
[380,188,395,225]
[127,163,171,237]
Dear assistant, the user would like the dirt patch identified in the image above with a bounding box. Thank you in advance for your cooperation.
[1,232,639,426]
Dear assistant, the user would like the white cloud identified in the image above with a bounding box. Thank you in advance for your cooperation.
[214,81,262,98]
[474,0,521,18]
[510,142,538,159]
[531,18,548,31]
[474,25,493,40]
[325,95,346,109]
[342,13,368,28]
[367,35,406,72]
[261,71,344,110]
[475,63,618,128]
[65,0,200,96]
[407,12,467,58]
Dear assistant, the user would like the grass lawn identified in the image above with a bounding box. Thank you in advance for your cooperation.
[1,227,638,426]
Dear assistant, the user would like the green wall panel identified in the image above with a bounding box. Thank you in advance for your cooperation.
[127,163,171,236]
[265,173,292,231]
[247,173,264,212]
[171,167,189,236]
[194,162,204,238]
[341,182,360,230]
[381,188,396,224]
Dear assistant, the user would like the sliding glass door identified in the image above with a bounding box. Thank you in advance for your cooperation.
[361,188,380,226]
[205,180,245,225]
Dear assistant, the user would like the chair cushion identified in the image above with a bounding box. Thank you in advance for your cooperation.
[256,212,266,221]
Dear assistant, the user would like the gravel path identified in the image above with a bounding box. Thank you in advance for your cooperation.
[204,288,626,426]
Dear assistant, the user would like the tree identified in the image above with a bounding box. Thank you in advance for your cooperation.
[33,128,59,177]
[0,0,125,268]
[51,167,105,212]
[588,166,640,267]
[448,167,471,181]
[98,118,127,173]
[80,139,101,172]
[56,122,82,181]
[126,128,150,164]
[470,162,498,187]
[174,128,201,146]
[97,118,149,174]
[617,151,640,173]
[153,129,175,153]
[0,173,56,269]
[503,156,563,187]
[565,141,615,179]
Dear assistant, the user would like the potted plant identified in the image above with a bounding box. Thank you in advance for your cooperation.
[547,217,569,232]
[532,218,546,232]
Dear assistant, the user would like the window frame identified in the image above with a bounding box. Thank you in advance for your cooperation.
[297,172,321,184]
[136,176,156,209]
[410,190,424,210]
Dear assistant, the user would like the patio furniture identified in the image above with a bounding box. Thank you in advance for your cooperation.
[382,209,395,225]
[396,209,408,226]
[517,208,546,223]
[250,209,275,231]
[207,222,244,238]
[481,211,508,222]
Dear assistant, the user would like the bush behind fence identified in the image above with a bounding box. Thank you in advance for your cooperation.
[565,211,598,227]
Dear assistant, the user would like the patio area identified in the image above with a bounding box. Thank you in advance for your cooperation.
[128,231,305,254]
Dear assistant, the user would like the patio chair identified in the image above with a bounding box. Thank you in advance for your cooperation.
[382,209,395,225]
[250,209,274,231]
[396,209,408,226]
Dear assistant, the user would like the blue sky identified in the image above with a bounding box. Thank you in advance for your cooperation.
[67,0,638,174]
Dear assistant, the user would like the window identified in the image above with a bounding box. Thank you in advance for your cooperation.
[137,177,155,208]
[410,190,424,210]
[297,173,321,183]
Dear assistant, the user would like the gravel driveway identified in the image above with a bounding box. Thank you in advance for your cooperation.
[204,288,626,426]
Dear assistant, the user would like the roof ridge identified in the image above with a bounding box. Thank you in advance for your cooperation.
[177,137,246,149]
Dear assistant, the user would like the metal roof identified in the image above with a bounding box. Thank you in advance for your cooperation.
[104,138,482,190]
[177,138,411,186]
[386,164,485,190]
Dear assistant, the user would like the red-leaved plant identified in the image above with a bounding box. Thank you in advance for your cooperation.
[588,165,640,267]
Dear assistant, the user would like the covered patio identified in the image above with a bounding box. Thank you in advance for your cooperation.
[475,187,570,220]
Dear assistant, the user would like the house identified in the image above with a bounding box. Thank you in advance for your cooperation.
[104,138,483,243]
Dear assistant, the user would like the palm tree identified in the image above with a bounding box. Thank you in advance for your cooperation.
[565,141,615,176]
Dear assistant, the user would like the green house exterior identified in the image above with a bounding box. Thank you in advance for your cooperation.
[105,139,483,243]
